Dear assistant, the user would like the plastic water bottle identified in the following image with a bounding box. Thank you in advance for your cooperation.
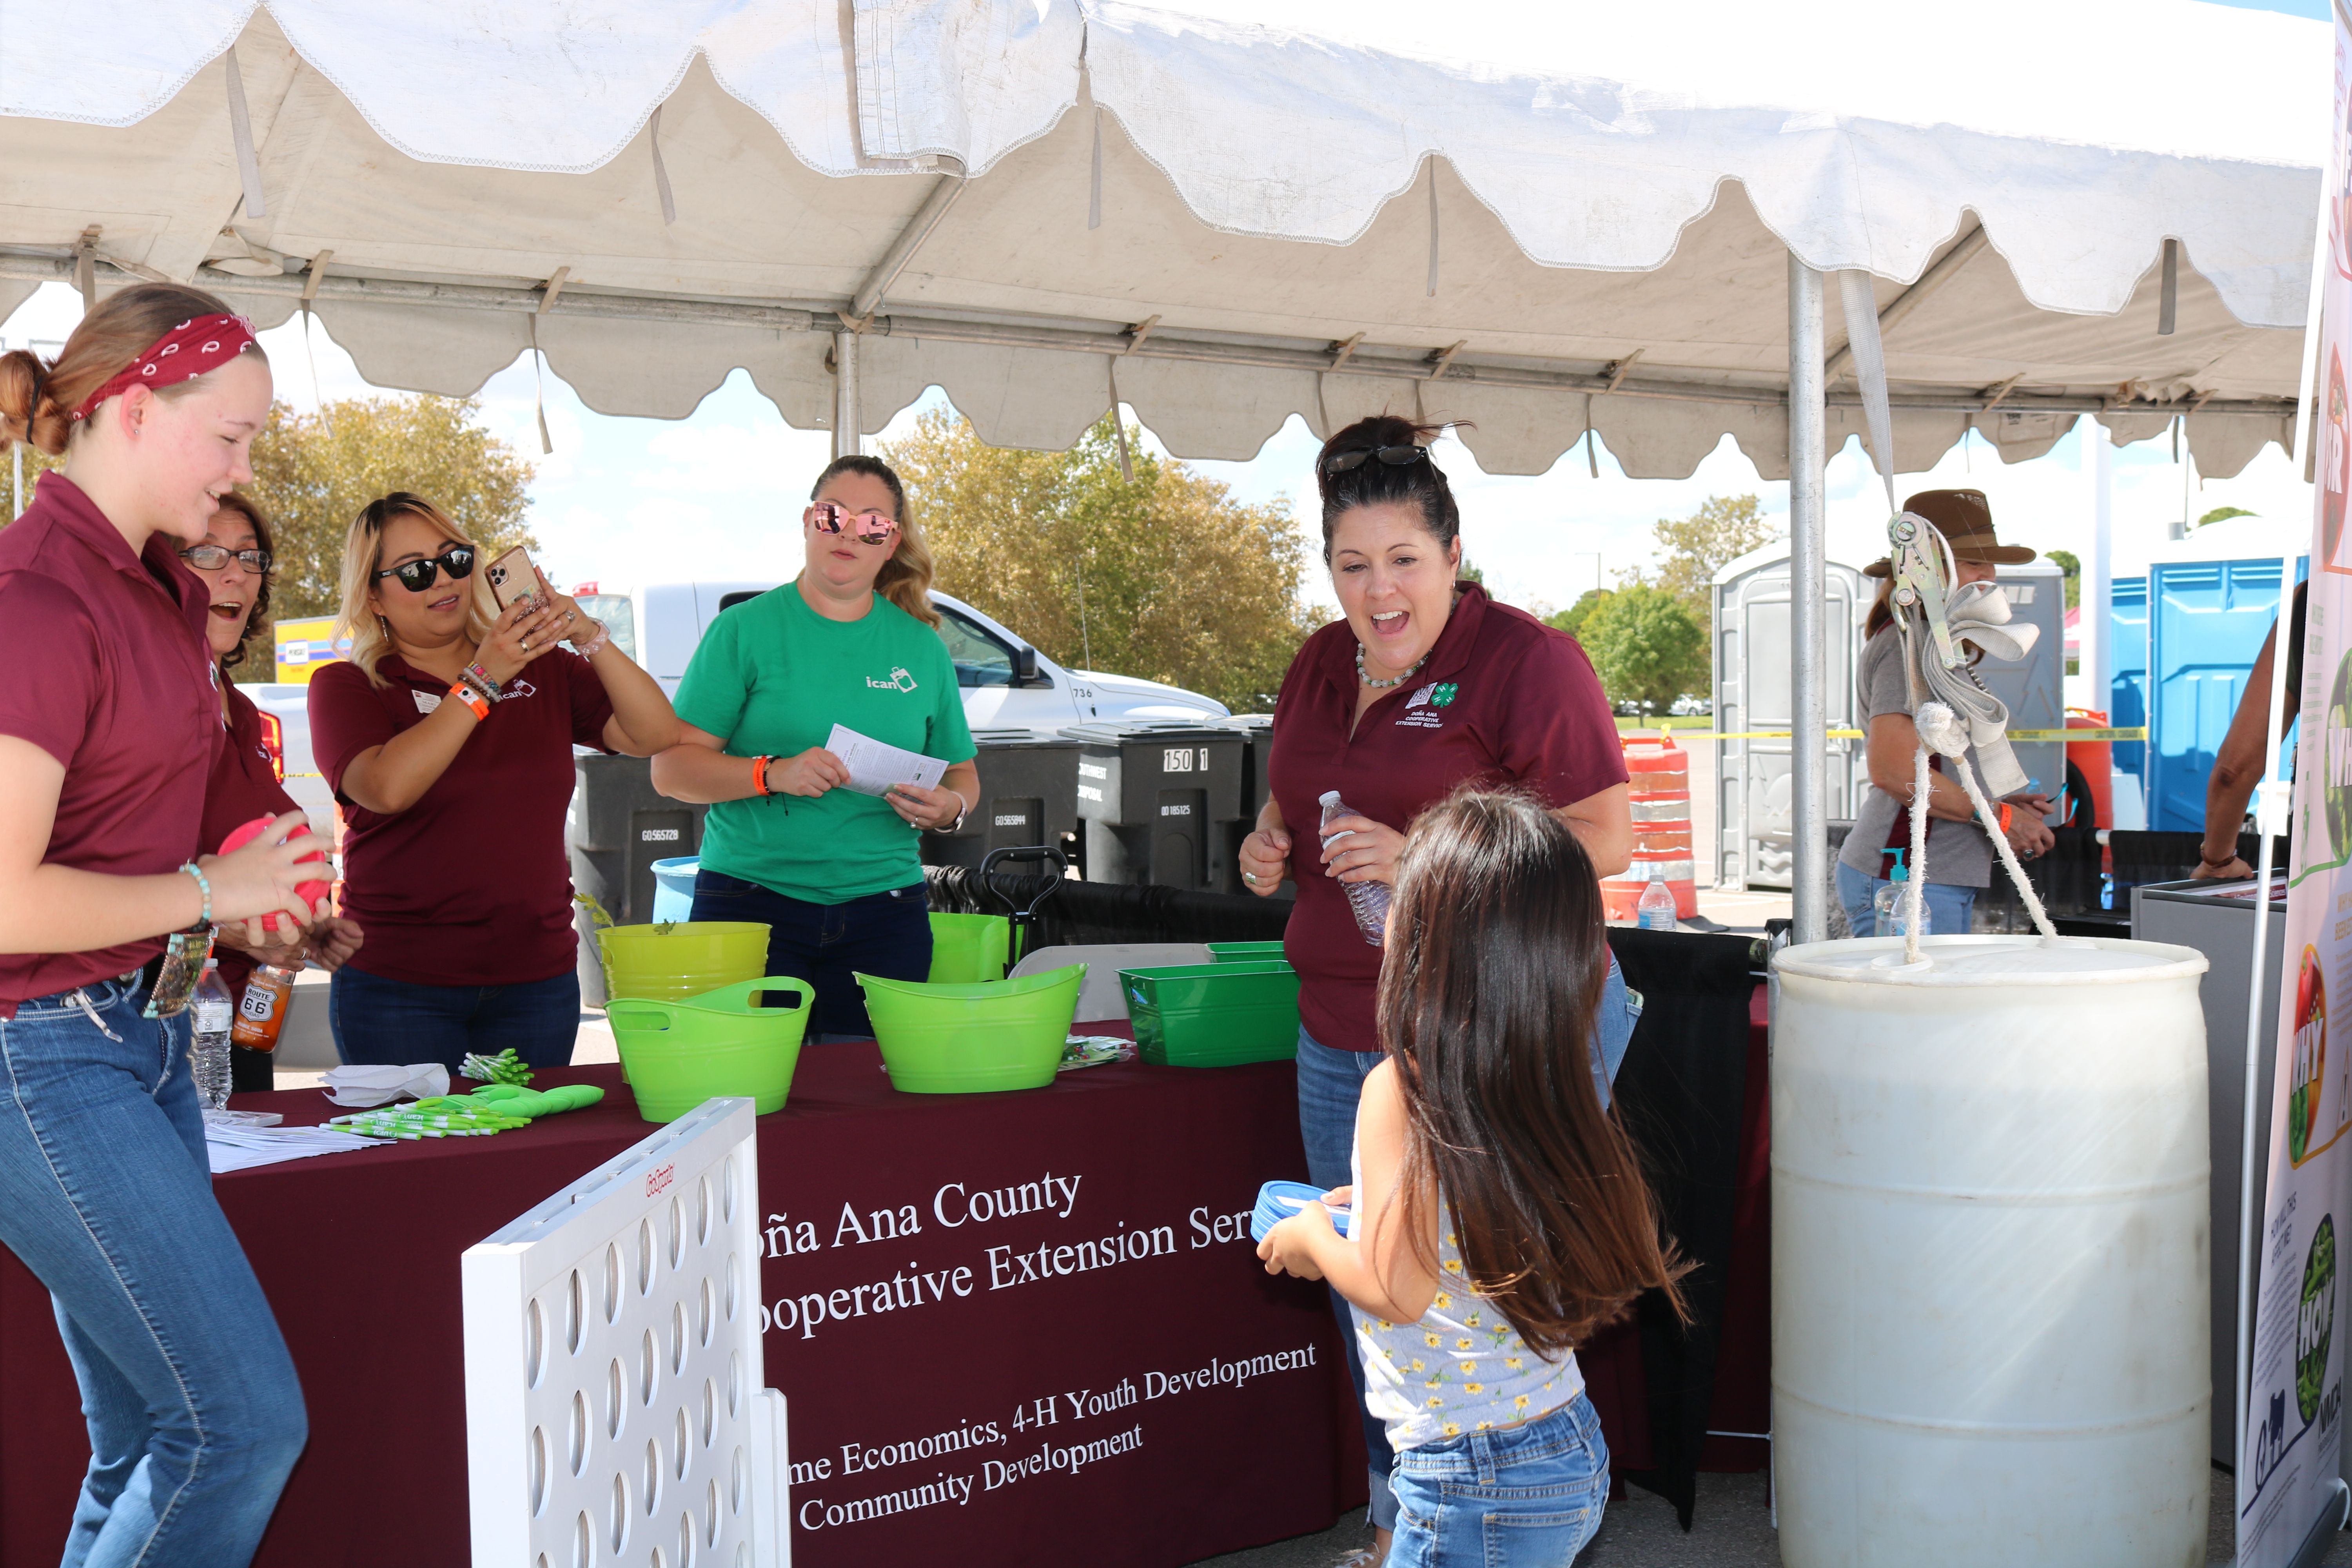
[1873,851,1931,938]
[1636,864,1677,931]
[191,960,235,1113]
[1318,790,1392,947]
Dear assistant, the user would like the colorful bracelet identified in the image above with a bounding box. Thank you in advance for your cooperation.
[570,621,611,660]
[177,862,213,928]
[751,755,774,797]
[448,682,490,722]
[461,661,503,701]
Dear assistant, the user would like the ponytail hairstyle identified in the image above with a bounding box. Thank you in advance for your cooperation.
[334,492,497,688]
[1377,789,1690,1353]
[809,455,938,628]
[1314,414,1463,565]
[206,491,278,675]
[2,283,268,456]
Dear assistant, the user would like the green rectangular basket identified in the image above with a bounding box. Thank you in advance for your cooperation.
[1121,960,1300,1067]
[1205,940,1288,964]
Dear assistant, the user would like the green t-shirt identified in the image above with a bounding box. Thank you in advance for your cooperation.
[674,582,975,904]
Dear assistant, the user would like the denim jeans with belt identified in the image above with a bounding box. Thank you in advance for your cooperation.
[690,869,932,1039]
[328,965,582,1074]
[1387,1392,1610,1568]
[0,974,307,1567]
[1296,953,1635,1531]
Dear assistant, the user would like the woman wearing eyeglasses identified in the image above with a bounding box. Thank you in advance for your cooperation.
[652,456,976,1040]
[1235,414,1635,1563]
[307,492,678,1072]
[188,492,365,1091]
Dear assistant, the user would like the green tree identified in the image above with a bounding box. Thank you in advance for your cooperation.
[246,396,537,624]
[1628,494,1780,615]
[2198,506,2257,528]
[1544,588,1609,641]
[881,410,1323,712]
[2047,548,2081,610]
[1577,582,1708,716]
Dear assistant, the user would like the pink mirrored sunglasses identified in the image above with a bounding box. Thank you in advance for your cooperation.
[804,501,899,546]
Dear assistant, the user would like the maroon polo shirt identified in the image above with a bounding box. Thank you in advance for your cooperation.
[309,650,613,988]
[1266,583,1626,1053]
[200,681,302,995]
[0,474,218,1014]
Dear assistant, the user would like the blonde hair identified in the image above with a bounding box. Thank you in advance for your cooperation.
[334,492,496,687]
[811,455,939,628]
[2,282,267,455]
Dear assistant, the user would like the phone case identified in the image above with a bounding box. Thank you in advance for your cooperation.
[485,546,544,613]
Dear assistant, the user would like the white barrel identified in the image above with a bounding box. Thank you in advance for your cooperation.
[1771,934,2210,1568]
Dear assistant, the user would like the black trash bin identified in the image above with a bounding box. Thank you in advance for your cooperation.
[569,753,710,1006]
[1209,714,1290,899]
[1058,720,1246,890]
[918,728,1081,872]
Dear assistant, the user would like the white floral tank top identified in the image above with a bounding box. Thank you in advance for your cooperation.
[1347,1142,1581,1452]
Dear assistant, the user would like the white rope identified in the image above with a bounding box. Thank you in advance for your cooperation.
[1904,744,1930,963]
[1949,747,2057,939]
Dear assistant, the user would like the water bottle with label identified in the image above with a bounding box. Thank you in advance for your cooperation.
[191,960,235,1113]
[1318,790,1392,947]
[1873,850,1931,938]
[1636,864,1677,931]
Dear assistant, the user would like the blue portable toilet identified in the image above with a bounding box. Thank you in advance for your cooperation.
[2109,575,2148,803]
[2125,521,2308,832]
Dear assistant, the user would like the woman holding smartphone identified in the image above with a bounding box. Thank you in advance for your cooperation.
[0,284,330,1565]
[308,493,678,1072]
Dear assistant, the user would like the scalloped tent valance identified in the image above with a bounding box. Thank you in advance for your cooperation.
[0,0,2324,478]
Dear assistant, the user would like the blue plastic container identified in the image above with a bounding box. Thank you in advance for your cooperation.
[650,857,699,924]
[1249,1180,1352,1243]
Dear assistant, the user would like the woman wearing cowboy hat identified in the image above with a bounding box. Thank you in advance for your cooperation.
[1836,488,2056,937]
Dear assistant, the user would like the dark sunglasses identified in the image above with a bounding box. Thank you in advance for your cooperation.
[373,544,476,594]
[180,545,272,573]
[1320,444,1430,475]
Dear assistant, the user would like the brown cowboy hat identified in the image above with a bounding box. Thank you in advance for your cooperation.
[1863,488,2036,576]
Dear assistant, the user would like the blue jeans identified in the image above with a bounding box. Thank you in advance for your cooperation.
[329,965,581,1073]
[1297,956,1634,1531]
[0,975,307,1567]
[689,870,931,1039]
[1388,1393,1610,1568]
[1834,860,1978,938]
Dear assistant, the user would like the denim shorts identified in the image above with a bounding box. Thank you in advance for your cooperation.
[1387,1393,1609,1568]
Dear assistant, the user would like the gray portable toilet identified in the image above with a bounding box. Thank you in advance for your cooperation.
[1711,547,1867,890]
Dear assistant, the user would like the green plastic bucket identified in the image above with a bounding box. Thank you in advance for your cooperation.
[600,921,770,1004]
[858,965,1087,1094]
[1205,940,1288,964]
[1122,960,1300,1067]
[927,913,1011,984]
[606,976,814,1122]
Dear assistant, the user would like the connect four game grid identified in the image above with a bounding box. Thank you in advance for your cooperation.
[464,1098,789,1568]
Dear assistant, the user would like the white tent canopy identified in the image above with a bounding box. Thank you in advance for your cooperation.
[0,0,2324,480]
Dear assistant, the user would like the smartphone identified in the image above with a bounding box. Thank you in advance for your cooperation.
[485,546,546,615]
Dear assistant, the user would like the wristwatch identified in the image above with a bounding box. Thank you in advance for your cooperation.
[929,790,970,835]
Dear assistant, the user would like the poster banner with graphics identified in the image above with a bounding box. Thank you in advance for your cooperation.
[2239,7,2352,1562]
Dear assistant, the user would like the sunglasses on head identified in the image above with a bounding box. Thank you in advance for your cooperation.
[180,545,272,574]
[1321,444,1430,475]
[804,501,899,546]
[373,544,476,594]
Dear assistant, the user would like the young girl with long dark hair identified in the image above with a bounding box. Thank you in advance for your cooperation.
[1259,789,1686,1565]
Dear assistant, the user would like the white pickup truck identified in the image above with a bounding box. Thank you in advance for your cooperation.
[571,581,1229,730]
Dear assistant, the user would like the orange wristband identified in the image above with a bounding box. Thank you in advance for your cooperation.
[2000,803,2013,833]
[751,755,773,797]
[448,682,488,721]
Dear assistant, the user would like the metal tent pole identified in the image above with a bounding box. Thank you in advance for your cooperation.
[833,327,862,460]
[2083,419,2113,724]
[1788,253,1829,944]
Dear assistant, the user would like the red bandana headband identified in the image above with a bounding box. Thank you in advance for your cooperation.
[69,313,260,423]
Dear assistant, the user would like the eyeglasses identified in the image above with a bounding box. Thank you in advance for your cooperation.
[804,501,899,546]
[180,545,272,574]
[373,545,477,594]
[1320,444,1430,475]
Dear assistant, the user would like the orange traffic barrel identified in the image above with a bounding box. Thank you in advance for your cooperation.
[2065,708,2113,830]
[1602,736,1697,921]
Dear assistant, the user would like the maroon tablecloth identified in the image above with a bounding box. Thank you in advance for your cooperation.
[0,1042,1365,1568]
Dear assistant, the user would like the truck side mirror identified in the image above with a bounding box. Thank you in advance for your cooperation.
[1012,645,1041,686]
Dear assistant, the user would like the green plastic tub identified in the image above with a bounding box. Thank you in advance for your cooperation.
[1122,960,1301,1067]
[858,965,1087,1094]
[600,921,770,1004]
[927,913,1011,984]
[606,976,813,1122]
[1205,940,1288,964]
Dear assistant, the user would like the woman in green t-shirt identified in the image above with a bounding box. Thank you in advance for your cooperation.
[652,456,977,1038]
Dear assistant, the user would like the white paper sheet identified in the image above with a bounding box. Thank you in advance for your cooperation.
[205,1123,388,1174]
[825,724,946,798]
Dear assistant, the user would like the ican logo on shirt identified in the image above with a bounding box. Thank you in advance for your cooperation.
[1397,681,1458,731]
[866,666,918,693]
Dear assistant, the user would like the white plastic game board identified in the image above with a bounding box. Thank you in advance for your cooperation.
[464,1097,789,1567]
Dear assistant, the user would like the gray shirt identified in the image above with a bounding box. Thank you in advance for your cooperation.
[1837,626,1994,889]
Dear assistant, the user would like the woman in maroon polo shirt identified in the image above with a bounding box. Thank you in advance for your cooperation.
[0,285,331,1564]
[309,493,678,1074]
[191,491,366,1091]
[1236,414,1634,1556]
